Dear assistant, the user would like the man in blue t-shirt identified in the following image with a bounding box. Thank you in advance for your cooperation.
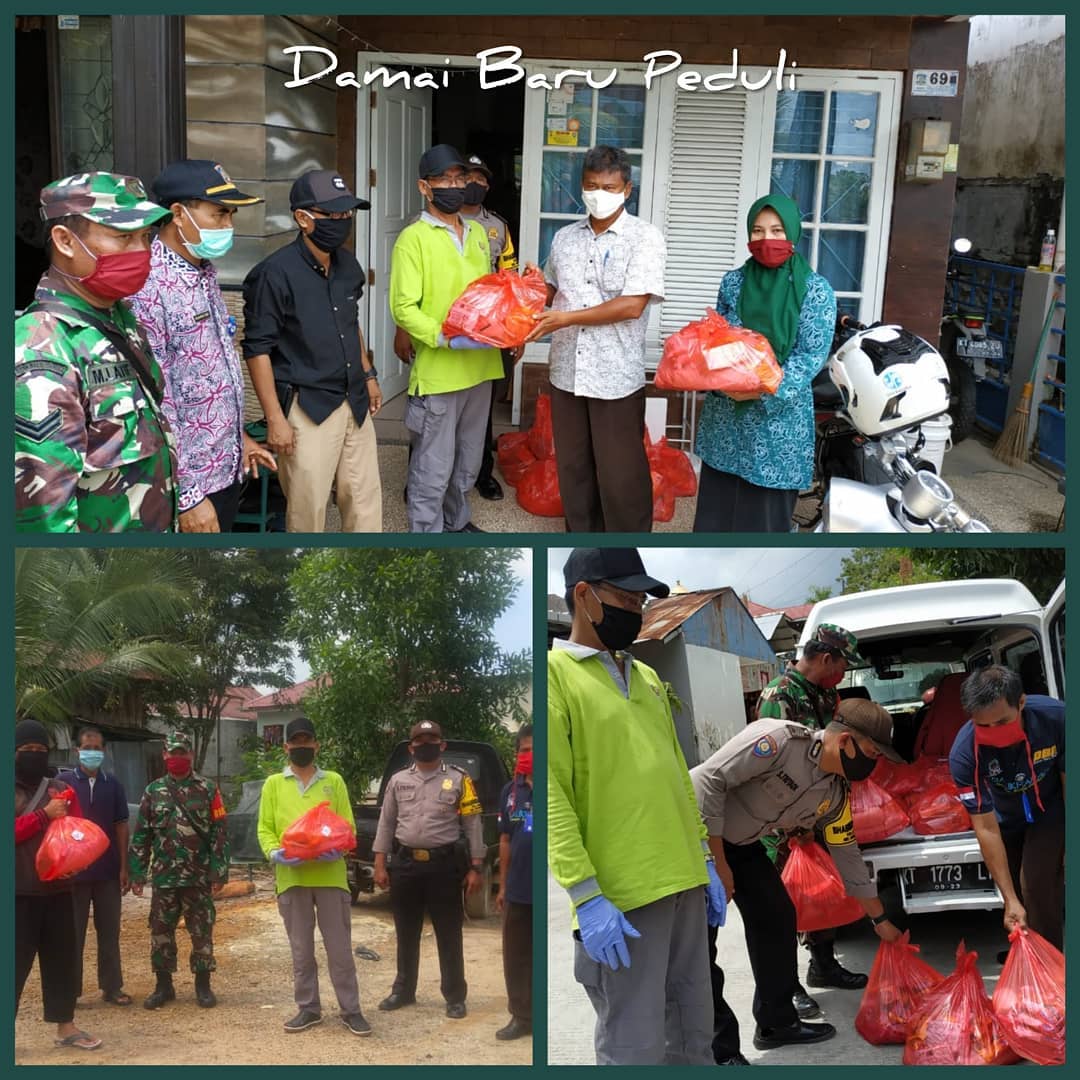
[495,724,533,1041]
[949,665,1064,952]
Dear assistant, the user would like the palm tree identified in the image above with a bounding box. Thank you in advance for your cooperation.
[15,548,192,726]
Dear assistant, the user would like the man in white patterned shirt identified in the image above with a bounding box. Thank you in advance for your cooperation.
[526,145,666,533]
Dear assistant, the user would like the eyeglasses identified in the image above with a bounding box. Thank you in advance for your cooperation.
[595,582,648,611]
[308,209,356,221]
[426,175,467,188]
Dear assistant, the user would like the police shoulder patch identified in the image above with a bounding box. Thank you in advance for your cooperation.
[752,735,778,758]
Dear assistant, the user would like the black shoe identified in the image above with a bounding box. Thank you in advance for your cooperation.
[284,1010,323,1032]
[194,971,217,1008]
[495,1016,531,1040]
[143,973,176,1010]
[475,476,504,501]
[717,1053,753,1065]
[341,1012,372,1036]
[753,1021,836,1049]
[447,521,486,533]
[378,992,416,1012]
[806,961,868,990]
[446,1002,467,1019]
[792,987,822,1020]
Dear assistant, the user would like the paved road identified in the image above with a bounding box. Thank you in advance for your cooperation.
[547,871,1024,1066]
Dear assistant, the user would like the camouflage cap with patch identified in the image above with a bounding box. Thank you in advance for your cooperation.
[40,172,172,231]
[812,622,864,665]
[165,730,193,752]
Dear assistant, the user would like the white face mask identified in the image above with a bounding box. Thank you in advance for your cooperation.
[581,187,626,220]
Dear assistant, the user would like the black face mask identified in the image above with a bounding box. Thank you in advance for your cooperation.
[16,749,51,784]
[463,181,488,206]
[305,215,353,252]
[589,588,643,652]
[412,742,441,763]
[288,746,315,768]
[429,186,466,214]
[840,739,878,783]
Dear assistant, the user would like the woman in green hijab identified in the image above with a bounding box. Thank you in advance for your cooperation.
[693,193,836,532]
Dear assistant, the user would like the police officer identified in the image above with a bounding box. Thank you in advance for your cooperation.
[692,699,904,1051]
[129,731,230,1009]
[372,720,484,1018]
[15,172,177,532]
[757,623,867,1016]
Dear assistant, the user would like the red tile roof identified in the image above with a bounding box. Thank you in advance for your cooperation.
[249,676,330,710]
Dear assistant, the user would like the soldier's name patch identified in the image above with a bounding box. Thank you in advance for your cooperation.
[775,769,798,792]
[752,735,778,758]
[87,361,135,387]
[15,408,63,444]
[18,358,68,378]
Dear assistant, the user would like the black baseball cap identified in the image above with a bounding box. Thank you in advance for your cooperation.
[285,716,317,740]
[152,160,262,207]
[290,169,370,212]
[418,144,466,179]
[563,549,670,597]
[464,153,493,179]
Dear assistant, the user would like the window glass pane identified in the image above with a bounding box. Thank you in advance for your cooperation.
[544,82,592,146]
[795,232,812,263]
[770,159,816,221]
[822,161,872,224]
[827,92,879,157]
[818,230,866,293]
[539,219,564,269]
[836,295,862,320]
[542,151,587,214]
[596,84,646,147]
[57,15,113,173]
[773,90,824,154]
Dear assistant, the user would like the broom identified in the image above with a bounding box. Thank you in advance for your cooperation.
[992,288,1060,467]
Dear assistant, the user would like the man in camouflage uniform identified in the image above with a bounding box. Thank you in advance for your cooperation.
[757,623,867,1017]
[129,732,229,1010]
[15,172,177,532]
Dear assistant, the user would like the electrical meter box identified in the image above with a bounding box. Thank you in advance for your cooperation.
[903,118,952,183]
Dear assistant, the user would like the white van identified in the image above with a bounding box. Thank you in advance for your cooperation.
[799,578,1064,916]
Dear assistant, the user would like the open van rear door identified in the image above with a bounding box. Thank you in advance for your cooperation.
[1041,580,1066,699]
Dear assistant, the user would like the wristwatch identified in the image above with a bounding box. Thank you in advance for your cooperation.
[363,365,379,381]
[870,912,890,926]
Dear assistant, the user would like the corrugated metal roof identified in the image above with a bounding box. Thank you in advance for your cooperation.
[637,589,729,643]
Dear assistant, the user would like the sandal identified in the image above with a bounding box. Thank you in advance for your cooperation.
[103,990,132,1006]
[54,1031,103,1050]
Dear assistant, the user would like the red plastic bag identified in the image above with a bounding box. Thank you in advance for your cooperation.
[280,802,357,861]
[441,268,548,348]
[654,309,782,398]
[871,757,921,798]
[904,942,1020,1065]
[496,431,536,487]
[992,928,1065,1065]
[35,815,110,881]
[906,782,971,835]
[516,458,563,517]
[850,777,910,844]
[527,393,555,460]
[650,469,675,522]
[646,436,697,498]
[780,838,866,933]
[855,931,945,1044]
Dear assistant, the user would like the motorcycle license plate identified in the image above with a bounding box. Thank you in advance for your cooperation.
[899,863,994,895]
[955,338,1004,360]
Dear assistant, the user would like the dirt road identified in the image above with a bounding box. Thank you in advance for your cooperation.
[16,871,532,1065]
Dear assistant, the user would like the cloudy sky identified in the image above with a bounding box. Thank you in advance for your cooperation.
[546,546,854,610]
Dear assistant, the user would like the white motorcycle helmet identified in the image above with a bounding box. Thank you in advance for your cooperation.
[829,324,950,436]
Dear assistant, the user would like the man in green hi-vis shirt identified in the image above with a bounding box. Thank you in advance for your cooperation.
[389,143,503,534]
[548,548,728,1065]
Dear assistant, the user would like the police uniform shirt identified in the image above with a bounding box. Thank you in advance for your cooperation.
[372,760,484,860]
[463,205,517,272]
[691,718,875,898]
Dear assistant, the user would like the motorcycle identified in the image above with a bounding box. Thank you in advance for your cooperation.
[798,315,991,533]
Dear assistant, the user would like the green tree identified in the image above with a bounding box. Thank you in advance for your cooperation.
[15,548,190,727]
[144,549,297,776]
[838,549,943,594]
[288,549,532,795]
[806,584,834,604]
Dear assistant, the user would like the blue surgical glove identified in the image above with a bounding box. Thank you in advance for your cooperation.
[269,848,303,866]
[316,848,343,862]
[449,335,490,350]
[705,859,728,928]
[576,894,641,971]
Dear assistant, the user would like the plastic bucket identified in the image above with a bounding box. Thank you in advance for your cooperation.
[905,414,953,474]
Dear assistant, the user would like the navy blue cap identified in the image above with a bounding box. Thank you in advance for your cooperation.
[152,159,261,207]
[290,169,369,212]
[418,144,466,179]
[563,549,670,597]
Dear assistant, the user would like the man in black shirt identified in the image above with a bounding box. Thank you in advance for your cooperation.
[242,169,383,532]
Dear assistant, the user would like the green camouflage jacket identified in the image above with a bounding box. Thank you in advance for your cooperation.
[129,772,230,888]
[15,274,177,532]
[757,664,839,731]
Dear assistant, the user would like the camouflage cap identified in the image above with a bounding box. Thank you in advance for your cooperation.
[811,622,864,665]
[165,730,193,752]
[40,172,172,232]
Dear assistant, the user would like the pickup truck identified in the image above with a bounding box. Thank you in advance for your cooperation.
[799,577,1065,919]
[348,739,511,918]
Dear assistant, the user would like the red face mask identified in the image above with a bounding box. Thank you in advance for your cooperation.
[748,238,794,268]
[973,715,1025,748]
[515,750,533,776]
[165,755,192,777]
[57,233,153,302]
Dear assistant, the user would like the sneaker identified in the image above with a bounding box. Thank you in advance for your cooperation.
[341,1013,372,1037]
[284,1010,323,1032]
